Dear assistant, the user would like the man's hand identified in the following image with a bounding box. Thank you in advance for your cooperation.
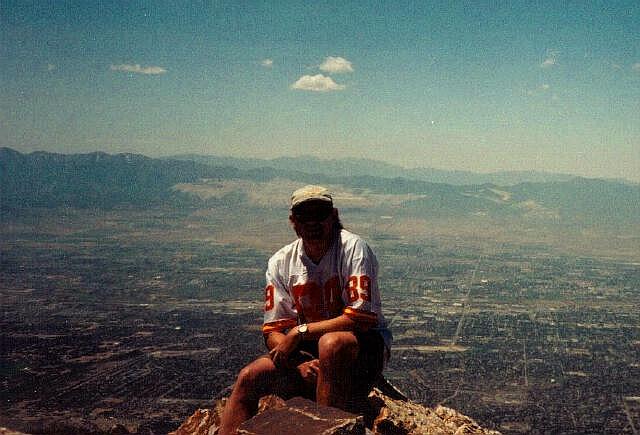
[268,327,301,369]
[296,359,319,387]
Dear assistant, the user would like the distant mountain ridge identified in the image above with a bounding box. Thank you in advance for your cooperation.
[168,153,633,186]
[2,148,639,225]
[0,147,240,209]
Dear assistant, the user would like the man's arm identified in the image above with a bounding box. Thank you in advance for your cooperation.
[269,315,357,368]
[301,314,357,340]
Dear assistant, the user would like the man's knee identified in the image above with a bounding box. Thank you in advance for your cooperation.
[235,357,277,392]
[318,332,359,365]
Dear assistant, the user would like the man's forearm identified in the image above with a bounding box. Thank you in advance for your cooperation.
[266,314,358,350]
[303,314,357,341]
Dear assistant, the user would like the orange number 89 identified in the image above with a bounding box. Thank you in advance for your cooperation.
[347,275,371,303]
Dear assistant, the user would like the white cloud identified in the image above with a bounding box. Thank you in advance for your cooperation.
[541,50,559,68]
[261,58,273,68]
[110,64,167,75]
[319,56,354,74]
[632,63,640,72]
[291,74,345,92]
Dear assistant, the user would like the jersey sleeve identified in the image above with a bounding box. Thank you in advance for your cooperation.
[342,238,381,328]
[262,259,297,335]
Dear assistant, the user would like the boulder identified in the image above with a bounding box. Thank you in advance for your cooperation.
[238,397,364,435]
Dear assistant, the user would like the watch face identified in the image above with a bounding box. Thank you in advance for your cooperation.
[298,324,308,333]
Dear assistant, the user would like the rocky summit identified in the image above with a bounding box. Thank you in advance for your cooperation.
[171,388,501,435]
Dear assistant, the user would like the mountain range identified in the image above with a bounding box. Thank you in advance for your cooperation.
[169,153,622,186]
[2,147,639,225]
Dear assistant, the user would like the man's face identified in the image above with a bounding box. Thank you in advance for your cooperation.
[290,201,336,242]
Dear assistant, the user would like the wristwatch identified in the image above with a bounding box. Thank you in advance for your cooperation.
[297,323,308,339]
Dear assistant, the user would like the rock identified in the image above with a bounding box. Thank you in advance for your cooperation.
[369,390,446,435]
[169,398,227,435]
[435,405,493,435]
[173,389,500,435]
[171,396,364,435]
[0,429,31,435]
[369,388,500,435]
[238,397,365,435]
[256,395,287,414]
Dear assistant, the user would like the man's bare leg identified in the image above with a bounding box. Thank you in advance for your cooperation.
[316,331,359,410]
[218,356,281,435]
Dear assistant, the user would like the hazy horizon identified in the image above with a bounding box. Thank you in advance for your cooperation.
[2,1,639,182]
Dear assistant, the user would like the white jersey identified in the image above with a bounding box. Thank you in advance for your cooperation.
[263,229,391,350]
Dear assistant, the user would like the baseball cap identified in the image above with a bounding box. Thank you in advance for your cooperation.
[290,185,333,209]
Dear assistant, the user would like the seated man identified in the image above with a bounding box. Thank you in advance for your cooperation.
[219,185,391,434]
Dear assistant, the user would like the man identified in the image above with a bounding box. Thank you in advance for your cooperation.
[219,185,391,434]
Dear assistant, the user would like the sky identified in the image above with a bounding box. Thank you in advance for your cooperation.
[1,1,639,181]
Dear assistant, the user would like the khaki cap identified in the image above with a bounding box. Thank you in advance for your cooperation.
[290,185,333,209]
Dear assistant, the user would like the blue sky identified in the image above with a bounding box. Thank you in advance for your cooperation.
[2,1,639,181]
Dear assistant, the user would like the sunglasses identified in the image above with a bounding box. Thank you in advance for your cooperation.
[293,206,333,223]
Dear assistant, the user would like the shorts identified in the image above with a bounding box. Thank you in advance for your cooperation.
[290,330,386,399]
